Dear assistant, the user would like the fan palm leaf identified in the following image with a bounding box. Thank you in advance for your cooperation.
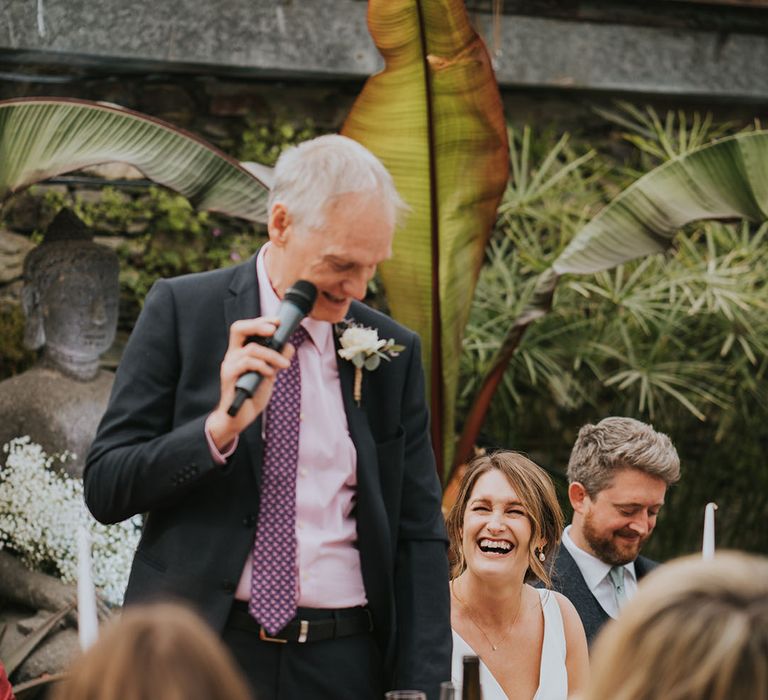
[454,130,768,474]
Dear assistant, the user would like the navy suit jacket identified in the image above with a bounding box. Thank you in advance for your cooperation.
[84,257,452,696]
[550,544,657,646]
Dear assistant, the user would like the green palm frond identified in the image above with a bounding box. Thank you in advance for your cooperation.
[594,101,737,163]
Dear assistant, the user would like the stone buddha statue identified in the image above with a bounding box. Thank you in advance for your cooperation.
[0,208,119,477]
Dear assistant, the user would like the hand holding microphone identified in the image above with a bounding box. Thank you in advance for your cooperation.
[227,280,318,417]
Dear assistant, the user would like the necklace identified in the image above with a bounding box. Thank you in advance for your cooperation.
[451,579,523,652]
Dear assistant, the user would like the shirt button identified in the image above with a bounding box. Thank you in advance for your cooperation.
[299,413,305,421]
[299,468,308,477]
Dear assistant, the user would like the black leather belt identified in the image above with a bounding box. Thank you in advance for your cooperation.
[228,600,373,643]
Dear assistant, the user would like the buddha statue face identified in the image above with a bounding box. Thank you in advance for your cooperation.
[22,240,120,381]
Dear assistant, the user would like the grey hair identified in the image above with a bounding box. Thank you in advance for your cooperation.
[267,134,408,231]
[567,416,681,497]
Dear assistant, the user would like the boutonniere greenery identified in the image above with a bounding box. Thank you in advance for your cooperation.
[336,320,405,405]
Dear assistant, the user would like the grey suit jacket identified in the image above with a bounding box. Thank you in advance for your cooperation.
[550,544,657,646]
[84,256,451,697]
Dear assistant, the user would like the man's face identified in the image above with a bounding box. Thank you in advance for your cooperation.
[266,191,394,323]
[572,468,668,566]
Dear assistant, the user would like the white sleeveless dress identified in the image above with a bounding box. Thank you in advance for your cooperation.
[451,589,568,700]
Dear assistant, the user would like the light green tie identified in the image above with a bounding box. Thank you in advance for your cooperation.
[608,566,628,609]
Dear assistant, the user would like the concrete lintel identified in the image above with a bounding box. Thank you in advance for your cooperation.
[483,15,768,101]
[1,1,767,101]
[0,0,381,79]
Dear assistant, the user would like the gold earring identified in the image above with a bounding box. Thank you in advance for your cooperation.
[535,546,546,562]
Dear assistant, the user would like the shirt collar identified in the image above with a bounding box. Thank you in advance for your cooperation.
[562,525,637,591]
[255,244,333,354]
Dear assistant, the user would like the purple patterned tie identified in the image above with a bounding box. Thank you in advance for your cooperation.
[249,326,309,634]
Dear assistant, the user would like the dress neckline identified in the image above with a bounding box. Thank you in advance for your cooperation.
[452,588,550,699]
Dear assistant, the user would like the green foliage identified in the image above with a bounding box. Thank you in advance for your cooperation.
[40,186,264,321]
[460,109,768,559]
[594,101,738,170]
[0,304,36,380]
[238,115,318,166]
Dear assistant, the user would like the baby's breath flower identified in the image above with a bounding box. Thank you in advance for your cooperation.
[0,437,141,605]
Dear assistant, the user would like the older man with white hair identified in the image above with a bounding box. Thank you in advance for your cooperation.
[85,135,451,699]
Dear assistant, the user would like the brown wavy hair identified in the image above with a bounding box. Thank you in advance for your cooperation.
[445,451,564,587]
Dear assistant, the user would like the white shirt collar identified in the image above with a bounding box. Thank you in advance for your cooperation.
[562,525,637,593]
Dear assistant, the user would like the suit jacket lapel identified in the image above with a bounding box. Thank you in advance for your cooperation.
[223,257,265,484]
[335,320,377,483]
[555,546,609,643]
[634,555,657,580]
[335,314,392,646]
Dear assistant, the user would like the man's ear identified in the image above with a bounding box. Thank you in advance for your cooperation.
[568,482,590,514]
[267,203,291,246]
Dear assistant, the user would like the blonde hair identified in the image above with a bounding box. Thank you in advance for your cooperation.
[445,451,564,587]
[52,603,252,700]
[587,551,768,700]
[567,416,680,497]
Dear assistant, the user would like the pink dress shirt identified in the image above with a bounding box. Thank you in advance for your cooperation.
[206,246,367,608]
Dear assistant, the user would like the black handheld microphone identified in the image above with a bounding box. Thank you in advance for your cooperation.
[227,279,318,417]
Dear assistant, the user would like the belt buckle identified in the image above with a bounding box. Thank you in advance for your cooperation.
[259,620,310,644]
[259,626,288,644]
[298,619,309,643]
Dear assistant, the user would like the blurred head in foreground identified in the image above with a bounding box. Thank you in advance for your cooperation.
[52,603,252,700]
[586,551,768,700]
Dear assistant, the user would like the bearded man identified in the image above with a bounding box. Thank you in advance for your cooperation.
[550,416,681,645]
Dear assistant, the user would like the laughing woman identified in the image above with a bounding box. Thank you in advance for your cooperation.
[446,451,589,700]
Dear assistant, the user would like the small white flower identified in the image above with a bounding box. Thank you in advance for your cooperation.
[336,321,405,404]
[338,327,387,365]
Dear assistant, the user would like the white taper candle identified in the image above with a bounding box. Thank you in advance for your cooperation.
[702,502,718,560]
[77,526,99,650]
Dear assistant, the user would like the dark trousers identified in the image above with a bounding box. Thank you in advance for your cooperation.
[222,604,384,700]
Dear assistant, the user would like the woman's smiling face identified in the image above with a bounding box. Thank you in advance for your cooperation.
[461,468,534,582]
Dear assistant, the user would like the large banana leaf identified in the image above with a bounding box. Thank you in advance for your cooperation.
[342,0,509,476]
[0,97,269,221]
[454,130,768,473]
[553,130,768,276]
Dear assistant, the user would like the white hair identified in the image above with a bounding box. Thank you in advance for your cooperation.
[267,134,408,230]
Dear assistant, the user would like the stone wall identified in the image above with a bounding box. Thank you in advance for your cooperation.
[3,0,768,99]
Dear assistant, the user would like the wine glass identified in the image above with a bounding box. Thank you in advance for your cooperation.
[439,680,456,700]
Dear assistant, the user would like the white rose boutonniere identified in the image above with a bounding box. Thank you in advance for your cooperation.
[337,321,405,405]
